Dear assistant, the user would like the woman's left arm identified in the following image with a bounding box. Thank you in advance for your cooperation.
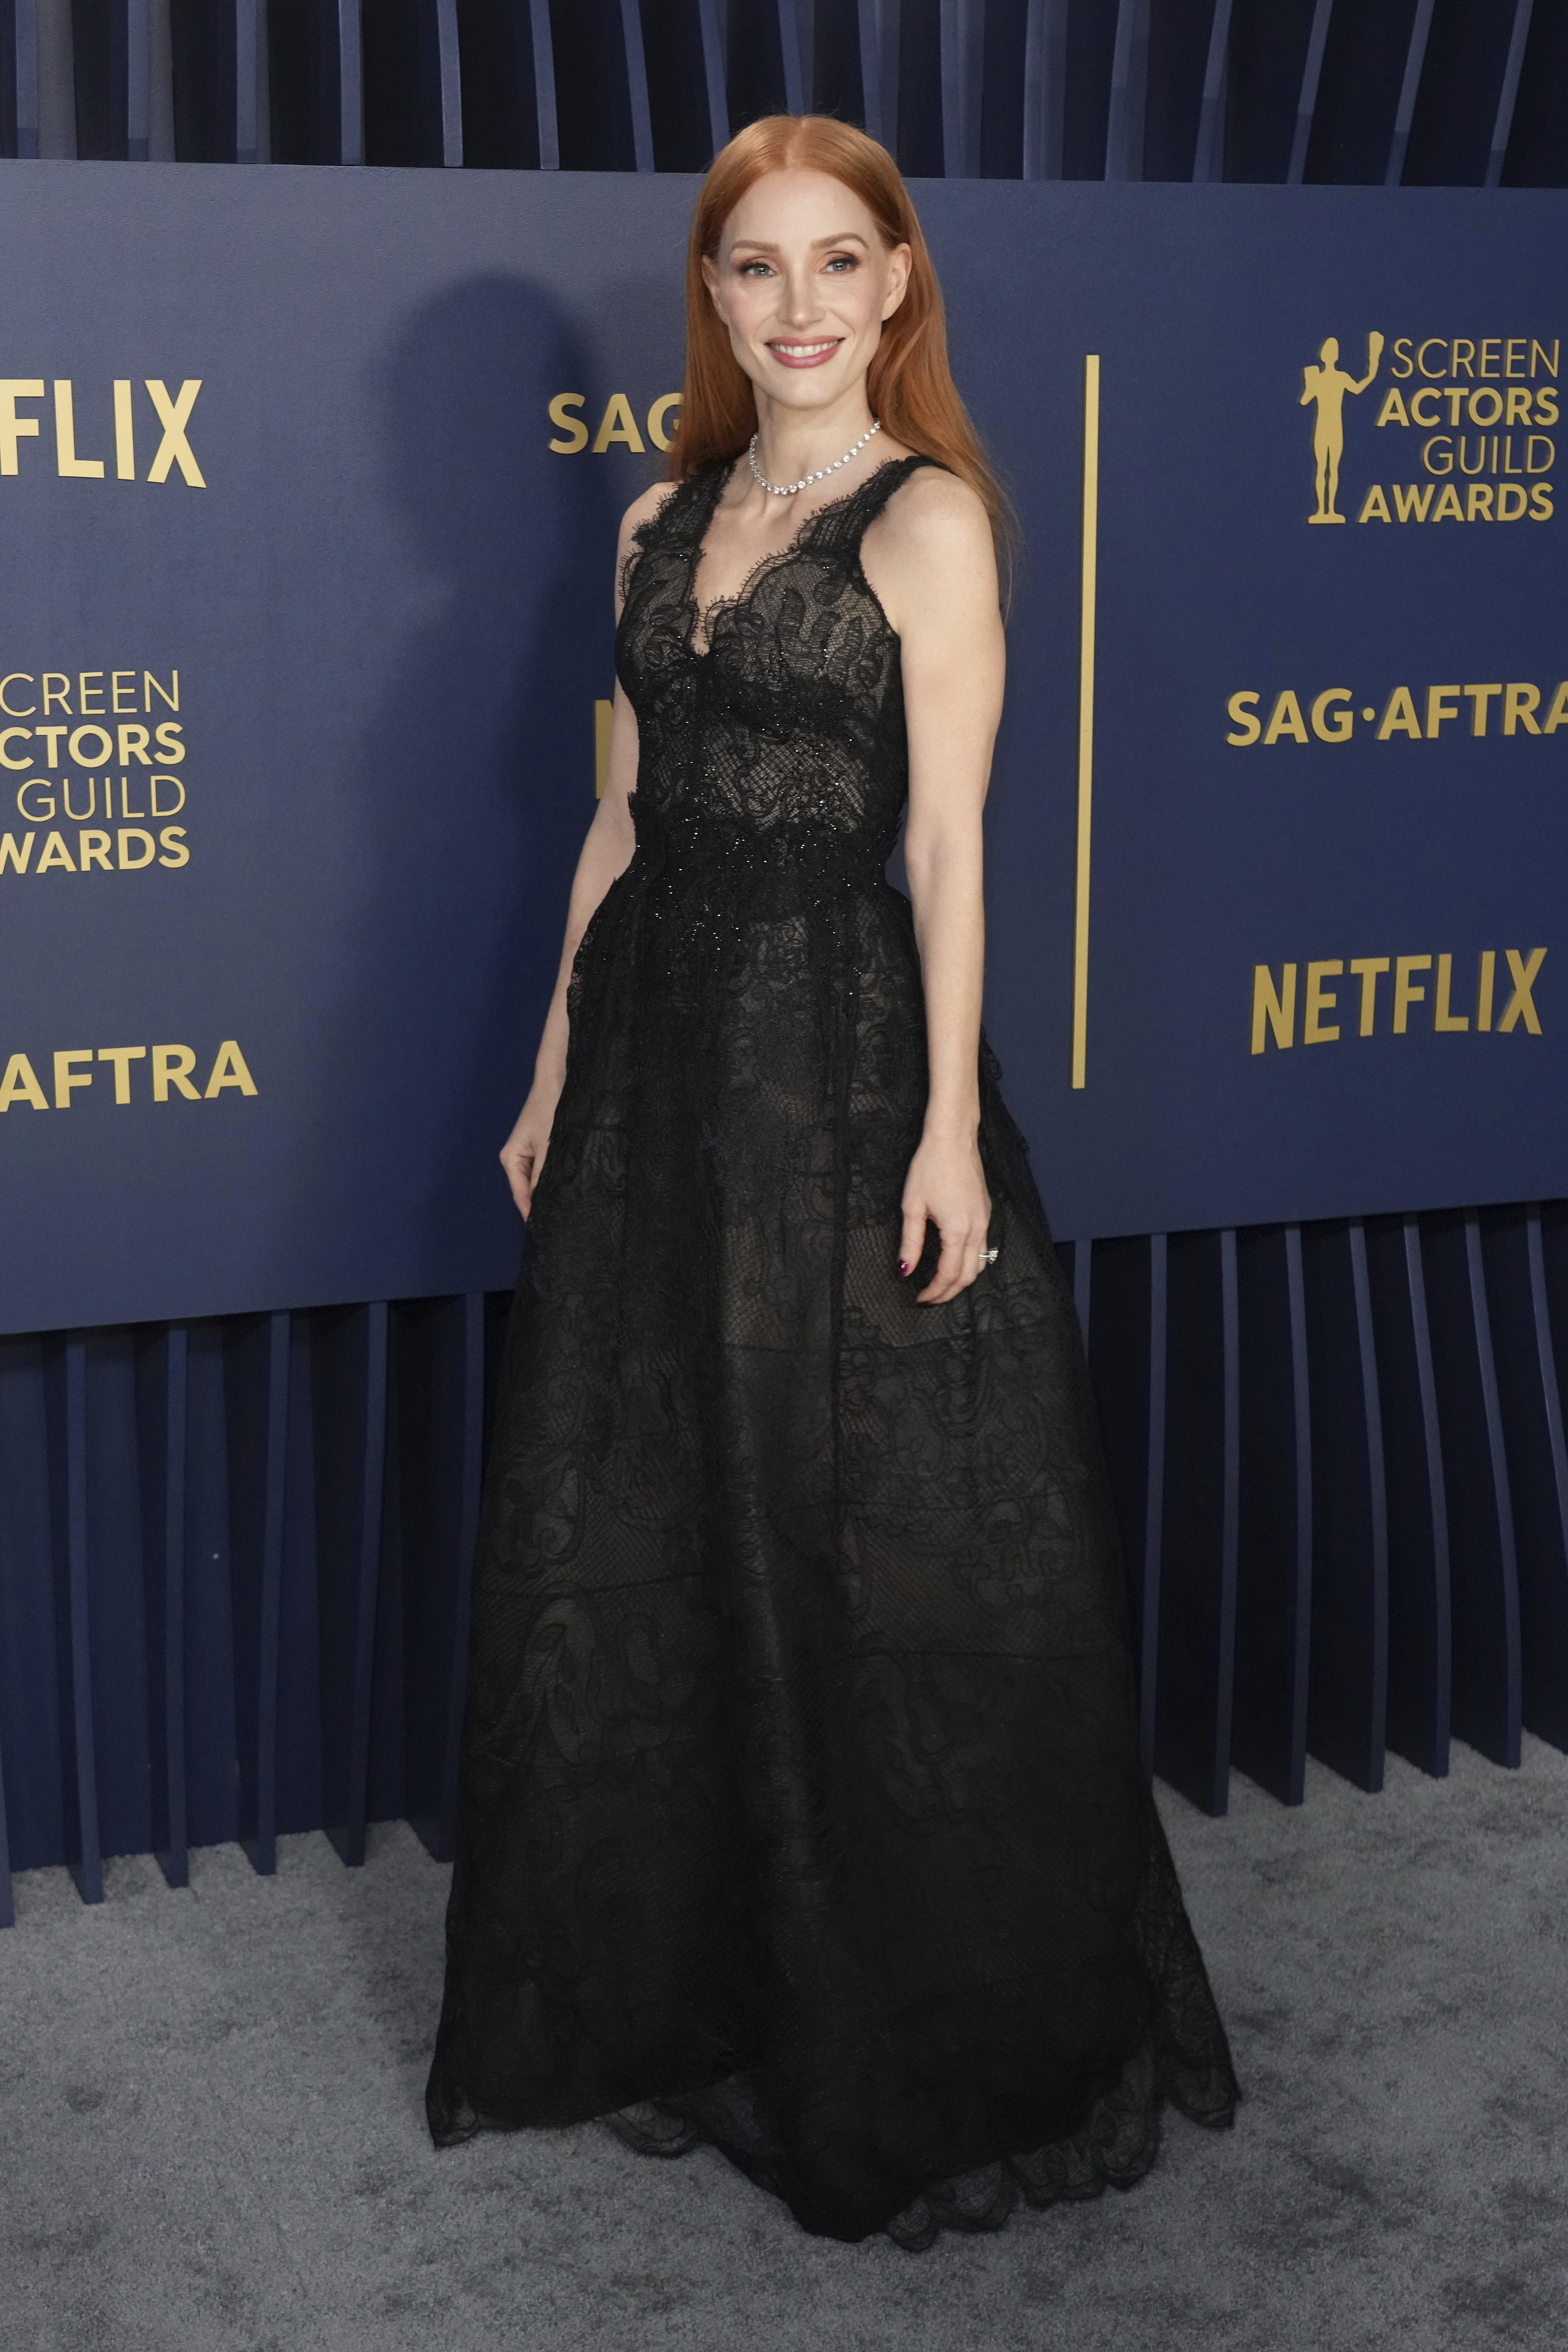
[867,472,1006,1305]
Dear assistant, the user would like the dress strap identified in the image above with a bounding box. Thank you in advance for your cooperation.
[641,462,729,549]
[619,464,728,603]
[855,451,946,522]
[807,451,946,556]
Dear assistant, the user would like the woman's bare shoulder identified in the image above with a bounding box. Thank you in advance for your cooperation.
[881,462,991,559]
[866,465,998,631]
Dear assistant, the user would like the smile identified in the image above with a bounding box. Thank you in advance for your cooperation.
[766,339,843,368]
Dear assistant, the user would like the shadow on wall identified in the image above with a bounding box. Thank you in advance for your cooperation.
[277,270,640,1311]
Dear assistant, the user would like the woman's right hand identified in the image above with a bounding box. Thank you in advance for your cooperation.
[500,1080,562,1220]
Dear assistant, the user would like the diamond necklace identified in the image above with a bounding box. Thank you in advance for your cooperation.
[748,417,881,498]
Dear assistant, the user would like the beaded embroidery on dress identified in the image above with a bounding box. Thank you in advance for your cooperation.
[427,455,1239,2245]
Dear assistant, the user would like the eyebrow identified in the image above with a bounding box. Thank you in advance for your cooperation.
[726,232,870,254]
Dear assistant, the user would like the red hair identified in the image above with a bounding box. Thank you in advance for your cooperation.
[672,114,1013,558]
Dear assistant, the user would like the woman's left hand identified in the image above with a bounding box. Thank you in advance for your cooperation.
[899,1133,992,1304]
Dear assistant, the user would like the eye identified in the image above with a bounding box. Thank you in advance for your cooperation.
[739,260,775,278]
[823,254,858,273]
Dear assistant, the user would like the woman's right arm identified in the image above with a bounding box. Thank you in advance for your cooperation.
[499,488,665,1218]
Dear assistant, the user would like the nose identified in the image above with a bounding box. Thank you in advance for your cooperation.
[778,265,823,330]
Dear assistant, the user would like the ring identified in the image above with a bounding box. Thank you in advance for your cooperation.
[980,1248,999,1266]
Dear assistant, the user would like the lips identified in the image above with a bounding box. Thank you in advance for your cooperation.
[766,338,843,369]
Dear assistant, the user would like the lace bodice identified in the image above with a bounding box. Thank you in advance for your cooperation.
[614,455,937,887]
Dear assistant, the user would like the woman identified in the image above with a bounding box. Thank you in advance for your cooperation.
[428,114,1237,2249]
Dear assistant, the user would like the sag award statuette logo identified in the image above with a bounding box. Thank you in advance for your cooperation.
[1301,333,1384,523]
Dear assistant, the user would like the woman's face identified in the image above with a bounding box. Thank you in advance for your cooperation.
[702,170,911,418]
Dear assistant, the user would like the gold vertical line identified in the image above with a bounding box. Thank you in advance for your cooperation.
[1072,353,1100,1091]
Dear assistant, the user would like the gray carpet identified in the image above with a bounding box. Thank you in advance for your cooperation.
[4,1738,1567,2352]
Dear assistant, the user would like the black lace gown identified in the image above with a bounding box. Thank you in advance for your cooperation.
[427,454,1238,2247]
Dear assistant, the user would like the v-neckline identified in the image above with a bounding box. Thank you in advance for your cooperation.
[683,454,915,660]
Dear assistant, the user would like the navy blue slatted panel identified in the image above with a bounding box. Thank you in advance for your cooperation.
[0,1724,11,1924]
[14,0,40,156]
[183,1321,240,1847]
[445,1294,487,1844]
[454,0,537,164]
[1399,0,1523,186]
[1141,0,1217,181]
[1404,1219,1452,1771]
[225,1312,290,1873]
[1154,1228,1229,1814]
[696,0,728,148]
[1350,1221,1389,1772]
[276,1312,323,1832]
[1298,0,1428,185]
[338,0,361,159]
[1062,0,1119,180]
[1502,0,1568,189]
[1285,1226,1313,1765]
[1465,1211,1523,1761]
[1485,0,1535,185]
[1422,1210,1522,1766]
[1307,0,1430,183]
[1532,1203,1568,1729]
[1021,0,1067,178]
[1103,0,1149,178]
[0,1335,67,1884]
[778,0,810,112]
[1364,1219,1450,1776]
[135,1321,189,1886]
[401,1293,485,1860]
[621,0,653,167]
[53,1335,104,1900]
[1483,1207,1568,1752]
[361,0,448,164]
[1386,0,1437,183]
[976,0,1025,174]
[85,1331,155,1860]
[367,1309,410,1831]
[314,1302,389,1866]
[128,0,150,154]
[637,0,721,169]
[435,0,461,160]
[1072,1235,1091,1340]
[1285,0,1332,185]
[1233,1226,1309,1802]
[529,0,557,165]
[939,0,982,174]
[1218,1228,1240,1775]
[1140,1233,1166,1773]
[896,0,942,173]
[806,0,858,129]
[1083,1234,1155,1764]
[550,0,636,165]
[1190,0,1231,181]
[1137,1233,1167,1770]
[237,0,259,159]
[1302,1221,1386,1792]
[1223,0,1316,184]
[169,0,236,157]
[723,0,786,130]
[72,0,129,154]
[266,0,348,164]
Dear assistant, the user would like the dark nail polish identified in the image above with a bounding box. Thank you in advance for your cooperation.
[897,1260,910,1277]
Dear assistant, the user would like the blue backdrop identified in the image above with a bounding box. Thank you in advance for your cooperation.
[0,164,1562,1334]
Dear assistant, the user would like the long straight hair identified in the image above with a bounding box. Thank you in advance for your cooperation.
[673,114,1014,563]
